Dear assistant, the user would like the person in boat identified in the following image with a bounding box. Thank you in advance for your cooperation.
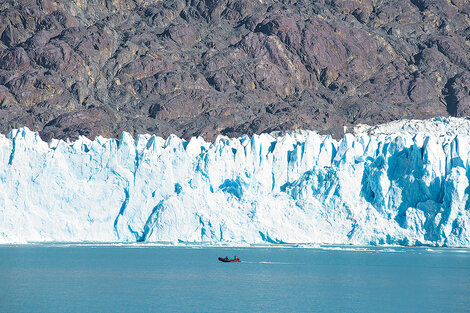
[225,256,229,260]
[234,256,238,261]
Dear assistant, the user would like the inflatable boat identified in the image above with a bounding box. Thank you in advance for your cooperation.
[218,257,241,262]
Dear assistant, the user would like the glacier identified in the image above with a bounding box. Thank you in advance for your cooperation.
[0,117,469,247]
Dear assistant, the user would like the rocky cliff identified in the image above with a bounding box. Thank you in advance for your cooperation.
[0,0,469,141]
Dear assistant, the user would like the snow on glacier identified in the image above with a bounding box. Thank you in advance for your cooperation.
[0,117,469,246]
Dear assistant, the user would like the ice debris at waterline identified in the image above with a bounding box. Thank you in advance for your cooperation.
[0,117,470,246]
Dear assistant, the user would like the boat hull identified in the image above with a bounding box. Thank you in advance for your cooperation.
[218,257,241,263]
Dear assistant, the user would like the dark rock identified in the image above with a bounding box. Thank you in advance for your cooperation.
[161,23,200,48]
[0,47,30,70]
[117,53,171,84]
[40,106,116,141]
[408,77,438,103]
[0,0,468,141]
[0,84,17,108]
[444,72,470,116]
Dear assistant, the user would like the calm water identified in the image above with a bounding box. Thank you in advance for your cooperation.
[0,245,469,312]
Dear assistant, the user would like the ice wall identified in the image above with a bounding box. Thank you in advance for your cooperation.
[1,117,469,246]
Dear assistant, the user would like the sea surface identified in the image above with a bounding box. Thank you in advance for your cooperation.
[0,244,469,312]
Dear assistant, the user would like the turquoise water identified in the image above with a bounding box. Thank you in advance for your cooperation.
[0,245,469,312]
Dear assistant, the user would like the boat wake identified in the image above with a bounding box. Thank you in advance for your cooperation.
[243,261,299,264]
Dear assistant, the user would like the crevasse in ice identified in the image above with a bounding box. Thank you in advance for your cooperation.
[0,117,469,246]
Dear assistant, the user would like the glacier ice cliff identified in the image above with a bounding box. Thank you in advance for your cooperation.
[1,117,470,246]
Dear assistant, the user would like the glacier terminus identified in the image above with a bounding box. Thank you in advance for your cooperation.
[0,117,469,247]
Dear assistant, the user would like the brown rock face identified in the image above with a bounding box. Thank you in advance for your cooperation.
[0,0,469,141]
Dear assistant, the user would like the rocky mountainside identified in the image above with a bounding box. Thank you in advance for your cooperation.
[0,0,469,141]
